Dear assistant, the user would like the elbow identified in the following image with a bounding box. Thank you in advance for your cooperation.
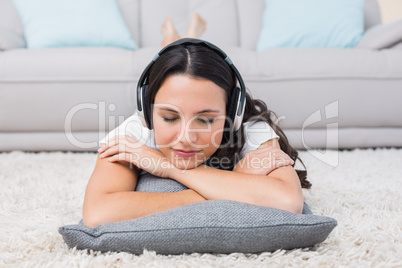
[258,191,304,214]
[83,213,101,228]
[283,197,304,214]
[82,208,103,228]
[283,193,304,214]
[82,199,109,228]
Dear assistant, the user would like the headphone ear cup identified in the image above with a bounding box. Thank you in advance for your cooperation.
[227,87,240,131]
[140,85,152,129]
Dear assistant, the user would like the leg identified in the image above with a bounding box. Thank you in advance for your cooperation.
[161,16,181,47]
[183,13,206,39]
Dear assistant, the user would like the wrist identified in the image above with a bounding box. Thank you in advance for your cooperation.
[166,163,206,180]
[166,163,181,178]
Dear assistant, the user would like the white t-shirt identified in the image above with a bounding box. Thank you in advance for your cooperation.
[99,113,279,159]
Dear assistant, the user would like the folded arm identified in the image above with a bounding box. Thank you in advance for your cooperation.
[167,138,304,213]
[97,136,304,227]
[83,155,206,228]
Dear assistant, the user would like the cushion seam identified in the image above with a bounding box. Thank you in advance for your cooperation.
[63,221,337,238]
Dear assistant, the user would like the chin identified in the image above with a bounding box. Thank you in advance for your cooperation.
[169,157,206,170]
[170,160,196,170]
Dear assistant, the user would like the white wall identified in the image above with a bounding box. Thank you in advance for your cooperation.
[378,0,402,23]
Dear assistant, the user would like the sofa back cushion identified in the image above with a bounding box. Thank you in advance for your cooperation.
[236,0,382,50]
[0,0,25,49]
[236,0,265,50]
[1,0,383,50]
[137,0,239,48]
[117,0,141,46]
[364,0,382,30]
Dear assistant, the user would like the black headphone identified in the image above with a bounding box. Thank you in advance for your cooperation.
[137,38,246,131]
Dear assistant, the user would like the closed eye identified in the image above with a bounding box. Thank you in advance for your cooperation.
[162,116,178,122]
[198,117,215,124]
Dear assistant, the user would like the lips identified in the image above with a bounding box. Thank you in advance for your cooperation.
[172,149,201,157]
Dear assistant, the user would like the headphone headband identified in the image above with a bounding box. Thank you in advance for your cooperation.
[137,38,246,130]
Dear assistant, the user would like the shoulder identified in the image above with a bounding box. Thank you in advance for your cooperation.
[240,120,280,157]
[243,120,279,145]
[99,113,157,148]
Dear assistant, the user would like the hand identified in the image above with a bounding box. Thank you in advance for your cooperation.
[233,144,294,176]
[98,135,176,178]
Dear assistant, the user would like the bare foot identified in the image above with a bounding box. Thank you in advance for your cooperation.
[183,13,206,39]
[161,16,180,47]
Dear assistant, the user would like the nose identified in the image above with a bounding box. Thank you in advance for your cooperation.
[177,119,198,146]
[183,124,198,145]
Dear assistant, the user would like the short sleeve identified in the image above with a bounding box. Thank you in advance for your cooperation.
[99,113,157,149]
[240,121,280,158]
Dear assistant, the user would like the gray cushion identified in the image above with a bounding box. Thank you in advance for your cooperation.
[0,0,25,46]
[364,0,382,30]
[356,19,402,50]
[0,28,25,50]
[59,172,337,255]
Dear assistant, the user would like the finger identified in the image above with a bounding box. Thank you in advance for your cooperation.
[100,145,119,158]
[107,152,130,163]
[98,143,108,153]
[99,135,134,155]
[101,142,134,159]
[276,161,292,169]
[275,153,293,163]
[272,156,288,167]
[271,150,293,163]
[98,136,119,153]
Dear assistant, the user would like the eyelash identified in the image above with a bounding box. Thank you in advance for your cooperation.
[162,117,215,124]
[162,117,178,122]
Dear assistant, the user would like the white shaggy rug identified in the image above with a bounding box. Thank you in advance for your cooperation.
[1,148,401,267]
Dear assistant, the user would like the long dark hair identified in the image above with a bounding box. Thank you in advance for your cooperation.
[145,43,311,189]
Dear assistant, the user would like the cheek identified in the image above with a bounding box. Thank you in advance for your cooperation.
[204,122,225,150]
[153,119,176,145]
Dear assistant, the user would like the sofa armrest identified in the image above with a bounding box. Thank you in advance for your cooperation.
[355,19,402,50]
[0,28,25,51]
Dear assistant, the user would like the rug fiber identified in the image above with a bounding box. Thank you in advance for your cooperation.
[0,148,401,267]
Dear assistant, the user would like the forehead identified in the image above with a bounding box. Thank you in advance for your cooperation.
[154,75,227,112]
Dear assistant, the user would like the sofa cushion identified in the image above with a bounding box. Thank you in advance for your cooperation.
[0,28,25,50]
[235,0,381,50]
[117,0,141,47]
[356,19,402,50]
[0,47,159,134]
[12,0,137,50]
[364,0,382,30]
[140,0,239,48]
[236,0,265,50]
[256,0,365,51]
[0,0,25,50]
[0,47,159,82]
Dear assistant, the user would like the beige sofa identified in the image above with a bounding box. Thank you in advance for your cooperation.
[1,0,402,151]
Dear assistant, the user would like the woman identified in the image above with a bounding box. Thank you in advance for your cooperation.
[83,38,311,228]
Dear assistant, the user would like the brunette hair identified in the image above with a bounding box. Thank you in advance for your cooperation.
[145,42,311,189]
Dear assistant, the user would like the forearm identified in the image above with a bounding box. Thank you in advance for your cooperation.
[169,165,303,212]
[83,189,206,227]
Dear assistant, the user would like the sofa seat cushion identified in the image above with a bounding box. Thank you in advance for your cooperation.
[224,47,402,80]
[0,46,158,134]
[3,46,401,84]
[221,47,402,130]
[0,46,160,82]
